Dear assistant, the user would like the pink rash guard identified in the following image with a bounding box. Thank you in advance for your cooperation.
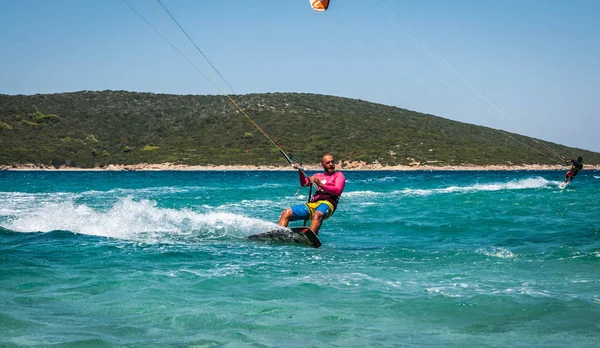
[298,170,346,209]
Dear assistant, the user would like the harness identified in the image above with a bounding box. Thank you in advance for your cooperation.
[571,161,583,174]
[302,180,340,226]
[310,188,340,209]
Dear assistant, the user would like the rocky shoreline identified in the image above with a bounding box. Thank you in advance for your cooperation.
[2,161,597,171]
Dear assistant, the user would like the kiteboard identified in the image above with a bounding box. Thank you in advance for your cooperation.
[559,181,570,189]
[247,226,321,248]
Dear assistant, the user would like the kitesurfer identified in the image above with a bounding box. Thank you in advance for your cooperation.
[563,156,583,183]
[278,154,345,235]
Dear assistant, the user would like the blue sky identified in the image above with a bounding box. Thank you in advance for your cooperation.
[1,0,599,153]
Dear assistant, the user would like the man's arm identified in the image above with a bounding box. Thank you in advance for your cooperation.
[298,170,311,187]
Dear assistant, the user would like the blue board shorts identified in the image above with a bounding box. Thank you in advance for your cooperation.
[290,200,335,221]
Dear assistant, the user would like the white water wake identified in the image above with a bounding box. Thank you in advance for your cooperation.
[3,196,277,243]
[344,177,558,199]
[402,176,557,196]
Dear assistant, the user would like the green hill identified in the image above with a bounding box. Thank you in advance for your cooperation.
[0,90,598,168]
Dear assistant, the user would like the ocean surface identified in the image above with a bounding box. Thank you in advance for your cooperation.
[1,170,599,347]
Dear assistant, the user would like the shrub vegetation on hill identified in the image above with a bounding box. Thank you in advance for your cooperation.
[0,91,598,168]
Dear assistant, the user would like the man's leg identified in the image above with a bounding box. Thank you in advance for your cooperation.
[278,204,309,228]
[277,208,293,227]
[309,211,325,235]
[309,203,333,235]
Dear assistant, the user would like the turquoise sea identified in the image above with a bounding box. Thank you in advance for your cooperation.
[1,170,599,347]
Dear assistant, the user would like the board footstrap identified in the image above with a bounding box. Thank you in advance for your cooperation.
[290,227,321,248]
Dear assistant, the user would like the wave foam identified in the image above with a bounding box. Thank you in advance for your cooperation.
[4,197,277,243]
[343,190,382,198]
[401,177,554,196]
[476,247,516,259]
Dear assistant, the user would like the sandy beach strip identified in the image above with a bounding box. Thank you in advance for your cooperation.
[2,162,598,171]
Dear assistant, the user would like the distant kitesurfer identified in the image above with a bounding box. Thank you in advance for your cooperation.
[278,154,346,235]
[563,156,583,183]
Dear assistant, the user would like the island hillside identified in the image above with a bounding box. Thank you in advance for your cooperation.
[1,91,598,168]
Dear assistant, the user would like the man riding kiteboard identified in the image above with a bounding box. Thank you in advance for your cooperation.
[277,154,345,235]
[563,156,583,184]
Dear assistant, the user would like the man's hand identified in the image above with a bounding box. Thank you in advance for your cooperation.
[310,176,322,187]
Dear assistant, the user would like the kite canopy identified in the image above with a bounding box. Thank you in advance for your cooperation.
[309,0,330,12]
